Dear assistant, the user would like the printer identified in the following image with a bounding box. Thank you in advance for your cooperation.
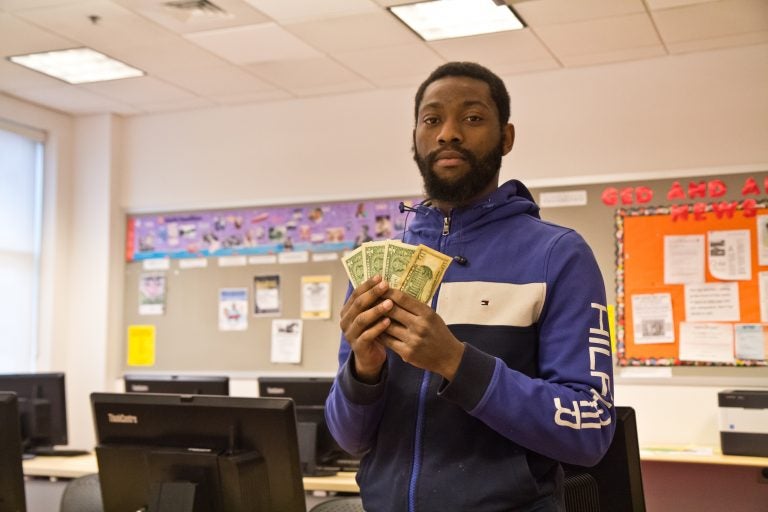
[718,389,768,457]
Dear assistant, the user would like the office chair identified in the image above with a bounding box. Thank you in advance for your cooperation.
[308,496,365,512]
[563,472,601,511]
[59,473,103,512]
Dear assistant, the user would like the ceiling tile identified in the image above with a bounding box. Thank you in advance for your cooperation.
[185,22,324,63]
[211,89,292,105]
[334,42,445,87]
[512,0,646,26]
[156,64,277,96]
[4,84,139,114]
[15,0,172,51]
[245,57,373,96]
[284,11,418,54]
[428,29,560,75]
[0,12,77,56]
[665,30,768,54]
[652,0,768,44]
[106,36,229,75]
[80,75,198,105]
[558,44,667,67]
[533,13,663,58]
[645,0,719,9]
[0,0,83,12]
[114,0,270,34]
[0,58,64,91]
[130,96,217,114]
[242,0,379,23]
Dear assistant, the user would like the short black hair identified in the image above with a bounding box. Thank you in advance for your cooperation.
[413,62,510,128]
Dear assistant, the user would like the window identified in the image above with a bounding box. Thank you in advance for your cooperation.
[0,121,44,372]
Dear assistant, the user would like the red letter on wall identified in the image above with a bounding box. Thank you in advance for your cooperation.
[742,178,760,196]
[708,179,727,198]
[670,204,689,221]
[712,201,738,219]
[667,181,686,200]
[743,198,758,217]
[688,181,707,199]
[601,187,618,206]
[635,186,653,204]
[692,202,707,221]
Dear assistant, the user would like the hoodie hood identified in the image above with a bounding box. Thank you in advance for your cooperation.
[407,179,540,242]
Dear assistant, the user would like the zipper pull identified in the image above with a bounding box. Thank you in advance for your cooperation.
[442,215,450,236]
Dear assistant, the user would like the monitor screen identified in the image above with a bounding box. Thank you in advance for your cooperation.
[0,373,68,455]
[257,376,360,475]
[0,393,27,512]
[563,406,646,512]
[123,374,229,396]
[91,392,306,512]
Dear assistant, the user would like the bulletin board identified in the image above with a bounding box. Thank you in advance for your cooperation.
[616,200,768,366]
[122,195,418,375]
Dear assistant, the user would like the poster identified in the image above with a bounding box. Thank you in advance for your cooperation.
[127,324,155,366]
[630,293,674,344]
[664,235,704,284]
[684,282,740,322]
[271,319,303,363]
[253,275,281,316]
[707,229,751,281]
[218,288,248,331]
[138,272,166,315]
[301,275,332,319]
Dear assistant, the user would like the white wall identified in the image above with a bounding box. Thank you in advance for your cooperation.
[122,44,768,213]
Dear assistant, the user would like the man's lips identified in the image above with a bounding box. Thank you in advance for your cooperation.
[433,151,466,167]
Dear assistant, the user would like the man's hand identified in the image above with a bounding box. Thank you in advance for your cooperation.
[339,275,393,383]
[378,288,465,381]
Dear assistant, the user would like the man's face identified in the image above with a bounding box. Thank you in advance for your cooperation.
[413,76,512,206]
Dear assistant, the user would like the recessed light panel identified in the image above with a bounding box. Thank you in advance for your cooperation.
[8,48,145,85]
[389,0,525,42]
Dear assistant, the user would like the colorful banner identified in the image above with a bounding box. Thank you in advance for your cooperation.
[126,197,421,261]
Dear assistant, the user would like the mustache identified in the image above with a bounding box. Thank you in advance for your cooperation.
[426,144,475,166]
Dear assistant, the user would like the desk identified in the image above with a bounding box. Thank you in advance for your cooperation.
[640,445,768,468]
[23,452,360,493]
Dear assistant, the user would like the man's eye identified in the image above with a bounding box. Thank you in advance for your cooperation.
[423,116,439,125]
[466,115,483,122]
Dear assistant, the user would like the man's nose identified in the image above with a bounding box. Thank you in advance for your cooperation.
[437,119,463,145]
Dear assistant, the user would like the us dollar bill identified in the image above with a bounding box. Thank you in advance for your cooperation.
[383,240,419,288]
[363,241,386,280]
[341,245,366,288]
[398,244,452,303]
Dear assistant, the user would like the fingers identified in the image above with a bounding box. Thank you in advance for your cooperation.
[340,278,393,343]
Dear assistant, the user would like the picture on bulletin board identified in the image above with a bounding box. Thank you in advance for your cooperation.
[615,199,768,367]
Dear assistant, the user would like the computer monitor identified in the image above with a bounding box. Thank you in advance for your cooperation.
[91,392,306,512]
[0,393,27,512]
[123,374,230,395]
[0,372,68,455]
[257,376,360,475]
[563,406,646,512]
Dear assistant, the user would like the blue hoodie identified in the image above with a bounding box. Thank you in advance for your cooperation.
[326,180,615,512]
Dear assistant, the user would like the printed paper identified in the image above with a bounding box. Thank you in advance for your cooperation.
[631,293,675,344]
[271,319,303,363]
[138,272,166,315]
[734,324,768,360]
[678,322,734,363]
[127,325,155,367]
[707,229,751,281]
[301,275,332,319]
[684,282,740,322]
[664,235,704,284]
[253,275,281,316]
[218,288,248,331]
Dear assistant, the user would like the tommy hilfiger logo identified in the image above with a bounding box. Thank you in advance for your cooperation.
[480,300,490,306]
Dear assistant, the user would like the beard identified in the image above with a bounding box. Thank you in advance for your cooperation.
[414,138,504,206]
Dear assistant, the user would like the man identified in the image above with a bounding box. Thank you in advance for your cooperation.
[326,62,615,512]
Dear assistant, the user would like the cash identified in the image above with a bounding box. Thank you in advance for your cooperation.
[342,240,452,304]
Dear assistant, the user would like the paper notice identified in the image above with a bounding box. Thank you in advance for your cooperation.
[678,322,734,363]
[631,293,675,344]
[684,282,740,322]
[708,230,751,281]
[664,235,704,284]
[271,319,303,363]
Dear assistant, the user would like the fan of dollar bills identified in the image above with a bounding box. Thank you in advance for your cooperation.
[341,241,452,304]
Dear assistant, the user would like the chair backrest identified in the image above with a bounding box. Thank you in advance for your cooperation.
[563,472,601,512]
[60,473,103,512]
[563,406,646,512]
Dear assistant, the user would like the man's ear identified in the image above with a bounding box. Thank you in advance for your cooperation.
[502,123,515,155]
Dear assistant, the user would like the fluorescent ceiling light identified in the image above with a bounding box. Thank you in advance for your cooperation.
[8,48,145,84]
[389,0,525,42]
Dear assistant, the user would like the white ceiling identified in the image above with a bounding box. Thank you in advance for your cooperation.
[0,0,766,116]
